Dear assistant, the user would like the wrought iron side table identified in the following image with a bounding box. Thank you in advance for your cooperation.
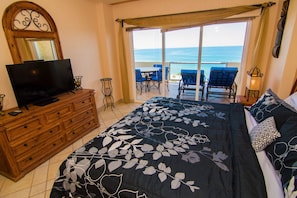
[100,78,114,110]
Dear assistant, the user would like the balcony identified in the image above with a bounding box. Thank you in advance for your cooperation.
[135,61,241,103]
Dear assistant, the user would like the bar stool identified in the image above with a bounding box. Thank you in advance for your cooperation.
[100,78,114,110]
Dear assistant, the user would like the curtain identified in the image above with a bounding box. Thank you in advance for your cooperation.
[118,23,131,103]
[251,6,269,68]
[118,3,274,31]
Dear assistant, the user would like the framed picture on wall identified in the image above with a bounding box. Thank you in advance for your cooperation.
[272,0,290,58]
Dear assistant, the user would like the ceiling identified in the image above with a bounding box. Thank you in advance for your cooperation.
[98,0,139,5]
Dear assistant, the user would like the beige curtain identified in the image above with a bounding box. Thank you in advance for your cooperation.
[117,3,275,102]
[119,3,274,31]
[118,23,131,103]
[251,6,269,68]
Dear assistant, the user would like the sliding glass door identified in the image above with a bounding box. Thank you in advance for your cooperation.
[165,27,201,100]
[132,22,247,101]
[133,29,163,101]
[201,22,247,80]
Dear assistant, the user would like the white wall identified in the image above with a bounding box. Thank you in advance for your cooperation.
[95,3,123,102]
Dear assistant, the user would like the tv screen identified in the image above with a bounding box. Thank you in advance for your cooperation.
[6,59,75,108]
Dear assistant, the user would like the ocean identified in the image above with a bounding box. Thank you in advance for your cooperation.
[134,46,243,79]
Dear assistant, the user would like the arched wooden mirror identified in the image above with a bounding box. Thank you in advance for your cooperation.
[2,1,63,64]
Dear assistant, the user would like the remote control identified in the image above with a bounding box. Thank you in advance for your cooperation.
[8,110,22,116]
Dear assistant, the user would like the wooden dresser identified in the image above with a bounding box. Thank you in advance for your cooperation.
[0,89,99,181]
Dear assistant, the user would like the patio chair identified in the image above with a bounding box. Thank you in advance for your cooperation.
[153,64,162,68]
[135,69,146,94]
[153,64,169,81]
[151,68,162,93]
[177,69,205,99]
[151,65,170,92]
[206,67,238,102]
[153,64,169,79]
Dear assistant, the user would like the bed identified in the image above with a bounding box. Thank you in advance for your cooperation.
[50,88,297,198]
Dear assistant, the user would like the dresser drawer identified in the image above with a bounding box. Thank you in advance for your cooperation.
[17,136,65,171]
[44,105,72,123]
[63,108,95,129]
[66,118,97,141]
[11,125,61,157]
[5,118,42,142]
[73,96,92,110]
[0,89,98,181]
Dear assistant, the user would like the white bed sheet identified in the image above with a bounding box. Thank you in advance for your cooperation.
[244,109,284,198]
[284,92,297,110]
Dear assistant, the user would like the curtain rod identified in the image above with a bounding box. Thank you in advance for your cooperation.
[115,2,276,24]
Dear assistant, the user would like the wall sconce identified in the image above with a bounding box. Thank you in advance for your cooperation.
[245,66,263,101]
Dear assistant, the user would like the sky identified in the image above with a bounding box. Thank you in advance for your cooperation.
[133,22,247,49]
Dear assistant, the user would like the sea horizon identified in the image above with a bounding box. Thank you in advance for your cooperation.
[134,46,243,80]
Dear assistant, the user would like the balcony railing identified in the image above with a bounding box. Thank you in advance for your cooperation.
[135,61,241,81]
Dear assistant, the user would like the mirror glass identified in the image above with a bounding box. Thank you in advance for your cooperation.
[16,38,57,61]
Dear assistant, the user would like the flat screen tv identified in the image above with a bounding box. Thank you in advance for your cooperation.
[6,59,75,108]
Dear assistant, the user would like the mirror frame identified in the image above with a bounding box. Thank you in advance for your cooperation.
[2,1,63,64]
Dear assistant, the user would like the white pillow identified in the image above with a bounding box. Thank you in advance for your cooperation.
[249,116,281,152]
[284,92,297,110]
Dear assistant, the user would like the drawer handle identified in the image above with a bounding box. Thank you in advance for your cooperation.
[50,130,53,133]
[57,112,61,115]
[82,101,85,104]
[24,125,28,129]
[53,143,56,146]
[24,143,28,147]
[72,131,75,135]
[29,157,33,161]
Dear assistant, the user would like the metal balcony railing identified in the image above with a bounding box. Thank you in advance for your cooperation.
[134,61,241,82]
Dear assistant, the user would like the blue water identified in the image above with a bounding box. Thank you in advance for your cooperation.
[134,46,243,79]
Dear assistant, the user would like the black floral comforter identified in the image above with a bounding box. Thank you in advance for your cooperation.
[50,97,267,198]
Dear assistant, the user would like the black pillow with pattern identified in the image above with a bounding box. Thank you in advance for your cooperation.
[265,116,297,188]
[249,89,297,129]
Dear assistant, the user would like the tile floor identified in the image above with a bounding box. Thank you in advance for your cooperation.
[0,82,233,198]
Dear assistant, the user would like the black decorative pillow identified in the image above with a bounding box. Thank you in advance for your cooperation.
[249,116,280,152]
[265,116,297,188]
[249,89,297,129]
